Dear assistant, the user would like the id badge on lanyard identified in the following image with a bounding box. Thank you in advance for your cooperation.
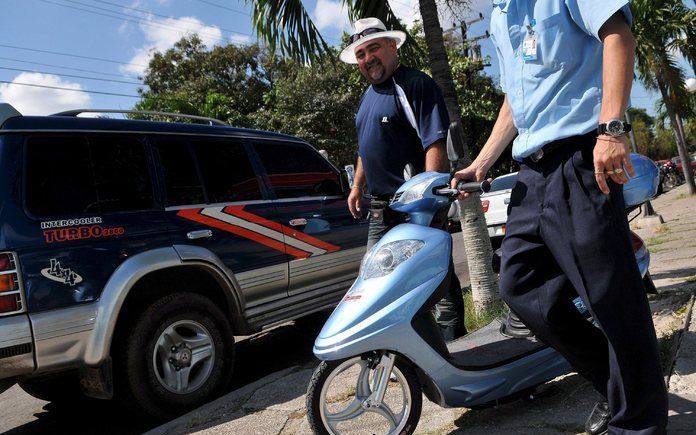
[521,19,538,61]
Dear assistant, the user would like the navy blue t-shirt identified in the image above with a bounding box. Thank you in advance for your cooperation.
[356,66,449,196]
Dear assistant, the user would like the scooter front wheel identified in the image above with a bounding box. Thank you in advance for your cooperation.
[306,352,422,435]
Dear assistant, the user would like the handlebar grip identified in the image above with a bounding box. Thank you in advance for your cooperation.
[456,180,491,193]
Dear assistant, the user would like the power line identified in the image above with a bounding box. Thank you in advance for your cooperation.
[0,66,143,85]
[90,0,252,37]
[38,0,254,42]
[0,80,141,98]
[192,0,251,17]
[0,43,146,68]
[0,56,139,79]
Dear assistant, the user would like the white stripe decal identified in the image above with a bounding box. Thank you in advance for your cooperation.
[393,80,420,139]
[200,207,327,256]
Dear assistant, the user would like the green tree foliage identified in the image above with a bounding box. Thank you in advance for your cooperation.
[135,36,270,128]
[253,53,366,167]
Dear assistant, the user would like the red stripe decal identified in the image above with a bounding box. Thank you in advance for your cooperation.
[176,208,311,259]
[223,205,340,253]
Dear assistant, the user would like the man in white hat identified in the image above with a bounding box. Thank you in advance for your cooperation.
[342,17,465,340]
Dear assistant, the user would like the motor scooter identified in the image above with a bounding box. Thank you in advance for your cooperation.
[305,128,659,435]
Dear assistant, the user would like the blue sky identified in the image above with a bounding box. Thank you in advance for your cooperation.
[0,0,693,117]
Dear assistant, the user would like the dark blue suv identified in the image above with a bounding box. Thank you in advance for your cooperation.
[0,104,367,419]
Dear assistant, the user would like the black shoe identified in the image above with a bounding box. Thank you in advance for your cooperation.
[585,401,611,435]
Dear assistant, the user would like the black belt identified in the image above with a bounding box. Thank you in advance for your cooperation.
[524,131,596,163]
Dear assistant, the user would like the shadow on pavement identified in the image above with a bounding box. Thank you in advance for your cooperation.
[4,314,326,435]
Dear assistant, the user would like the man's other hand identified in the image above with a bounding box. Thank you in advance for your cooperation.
[593,135,635,195]
[348,187,363,219]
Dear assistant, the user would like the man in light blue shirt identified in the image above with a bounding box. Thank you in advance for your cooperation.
[452,1,668,434]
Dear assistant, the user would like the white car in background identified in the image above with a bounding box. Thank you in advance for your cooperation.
[480,172,518,240]
[447,172,518,241]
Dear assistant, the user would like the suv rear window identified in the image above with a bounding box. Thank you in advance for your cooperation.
[155,137,262,206]
[253,141,341,199]
[25,135,154,216]
[191,138,262,203]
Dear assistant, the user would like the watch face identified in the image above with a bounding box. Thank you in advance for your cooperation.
[607,120,624,135]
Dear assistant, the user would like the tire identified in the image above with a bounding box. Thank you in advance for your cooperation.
[306,354,422,435]
[114,292,235,421]
[20,372,83,403]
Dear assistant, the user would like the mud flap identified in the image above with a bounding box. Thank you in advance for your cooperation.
[79,356,113,399]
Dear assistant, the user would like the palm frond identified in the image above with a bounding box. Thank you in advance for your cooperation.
[248,0,334,63]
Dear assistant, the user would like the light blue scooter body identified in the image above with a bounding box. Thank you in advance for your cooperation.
[314,161,656,408]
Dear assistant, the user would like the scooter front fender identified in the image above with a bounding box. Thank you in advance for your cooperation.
[314,224,452,362]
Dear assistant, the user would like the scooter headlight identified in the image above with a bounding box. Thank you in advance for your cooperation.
[361,240,425,279]
[396,178,431,205]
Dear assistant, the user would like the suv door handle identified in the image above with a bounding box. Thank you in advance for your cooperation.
[187,229,213,240]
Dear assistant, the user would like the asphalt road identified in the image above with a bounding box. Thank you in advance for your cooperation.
[0,234,471,435]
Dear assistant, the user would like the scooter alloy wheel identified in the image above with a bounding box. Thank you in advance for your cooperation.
[306,353,422,435]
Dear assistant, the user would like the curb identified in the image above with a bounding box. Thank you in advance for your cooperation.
[145,365,300,435]
[666,295,695,386]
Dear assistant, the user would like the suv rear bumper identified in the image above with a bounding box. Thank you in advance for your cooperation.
[0,314,35,379]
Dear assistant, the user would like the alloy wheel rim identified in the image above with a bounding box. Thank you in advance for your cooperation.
[318,356,412,435]
[153,319,215,394]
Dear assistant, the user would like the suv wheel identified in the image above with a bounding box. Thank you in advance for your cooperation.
[115,292,234,420]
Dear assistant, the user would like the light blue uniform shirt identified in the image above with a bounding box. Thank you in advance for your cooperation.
[490,0,632,161]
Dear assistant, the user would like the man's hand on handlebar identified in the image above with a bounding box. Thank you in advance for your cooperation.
[451,163,490,200]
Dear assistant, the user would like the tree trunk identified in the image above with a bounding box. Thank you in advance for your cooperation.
[674,113,695,191]
[657,79,696,195]
[418,0,500,315]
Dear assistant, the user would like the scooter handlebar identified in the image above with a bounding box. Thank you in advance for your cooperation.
[456,179,491,194]
[435,180,491,197]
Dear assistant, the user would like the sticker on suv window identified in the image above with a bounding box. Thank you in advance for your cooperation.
[41,259,83,286]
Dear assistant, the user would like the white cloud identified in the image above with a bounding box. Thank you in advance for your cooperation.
[122,15,224,76]
[389,0,421,29]
[0,73,91,115]
[313,0,351,32]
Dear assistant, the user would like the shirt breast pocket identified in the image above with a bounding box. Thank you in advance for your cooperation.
[527,13,564,78]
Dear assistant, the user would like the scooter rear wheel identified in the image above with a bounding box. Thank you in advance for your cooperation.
[306,353,422,435]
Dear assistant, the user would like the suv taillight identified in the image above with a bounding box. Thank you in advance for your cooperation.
[481,200,490,213]
[0,252,24,315]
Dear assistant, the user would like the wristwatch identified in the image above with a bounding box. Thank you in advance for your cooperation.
[597,119,632,137]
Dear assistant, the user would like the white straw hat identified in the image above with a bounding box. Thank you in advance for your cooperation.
[339,17,407,64]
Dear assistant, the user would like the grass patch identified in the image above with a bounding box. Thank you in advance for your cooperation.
[686,275,696,283]
[646,235,675,246]
[463,287,506,332]
[653,225,671,235]
[676,192,695,200]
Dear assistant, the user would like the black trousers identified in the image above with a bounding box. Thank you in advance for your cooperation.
[499,136,668,434]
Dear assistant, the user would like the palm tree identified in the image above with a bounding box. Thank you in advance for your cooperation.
[632,0,696,194]
[247,0,500,314]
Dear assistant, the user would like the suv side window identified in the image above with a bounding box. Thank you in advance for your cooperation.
[25,135,153,216]
[253,141,341,199]
[155,137,205,206]
[191,138,262,203]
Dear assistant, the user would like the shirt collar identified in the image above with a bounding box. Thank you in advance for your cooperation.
[493,0,510,13]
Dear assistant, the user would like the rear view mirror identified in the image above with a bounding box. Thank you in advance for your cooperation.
[339,169,351,197]
[447,121,466,163]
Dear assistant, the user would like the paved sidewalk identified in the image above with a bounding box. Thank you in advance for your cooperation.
[150,184,696,435]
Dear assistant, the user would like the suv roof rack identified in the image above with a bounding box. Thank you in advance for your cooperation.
[50,109,228,126]
[0,103,22,126]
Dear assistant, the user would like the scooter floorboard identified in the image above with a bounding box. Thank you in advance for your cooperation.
[446,320,546,369]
